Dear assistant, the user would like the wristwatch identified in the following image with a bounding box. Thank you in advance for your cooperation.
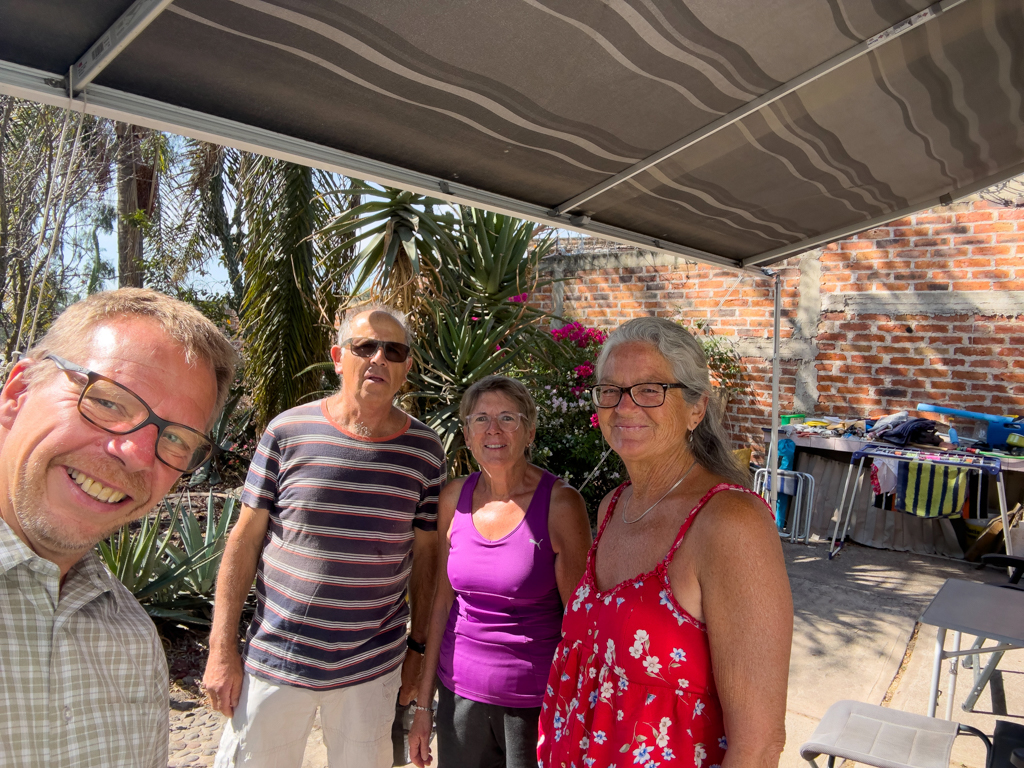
[407,636,426,654]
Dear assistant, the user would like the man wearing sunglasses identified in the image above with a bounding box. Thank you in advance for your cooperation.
[0,288,238,768]
[206,303,445,768]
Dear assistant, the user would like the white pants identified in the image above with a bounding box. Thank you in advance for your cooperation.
[214,665,403,768]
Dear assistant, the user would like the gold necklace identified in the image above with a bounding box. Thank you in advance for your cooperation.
[622,460,697,525]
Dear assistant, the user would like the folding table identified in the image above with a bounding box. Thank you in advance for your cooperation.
[829,445,1009,559]
[919,578,1024,719]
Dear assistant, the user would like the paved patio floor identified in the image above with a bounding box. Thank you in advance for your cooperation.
[175,540,1023,768]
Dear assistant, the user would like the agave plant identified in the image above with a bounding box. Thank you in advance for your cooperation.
[410,298,534,455]
[445,207,550,301]
[406,208,561,468]
[317,182,457,311]
[166,491,239,603]
[96,493,231,626]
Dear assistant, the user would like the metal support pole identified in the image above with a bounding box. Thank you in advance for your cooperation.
[765,269,781,515]
[962,643,1006,713]
[929,627,946,718]
[945,631,962,720]
[998,473,1012,556]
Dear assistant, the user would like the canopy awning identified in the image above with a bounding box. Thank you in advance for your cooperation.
[2,0,1023,272]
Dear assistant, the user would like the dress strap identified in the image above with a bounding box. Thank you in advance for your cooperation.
[663,483,764,563]
[594,481,631,547]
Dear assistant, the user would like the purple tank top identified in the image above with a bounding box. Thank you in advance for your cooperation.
[436,470,563,708]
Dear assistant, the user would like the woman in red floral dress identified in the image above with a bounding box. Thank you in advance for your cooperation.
[538,317,793,768]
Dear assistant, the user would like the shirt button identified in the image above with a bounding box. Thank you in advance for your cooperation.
[63,705,72,722]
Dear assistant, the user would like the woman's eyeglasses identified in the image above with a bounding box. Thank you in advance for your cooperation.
[465,412,525,433]
[591,383,688,408]
[340,338,411,363]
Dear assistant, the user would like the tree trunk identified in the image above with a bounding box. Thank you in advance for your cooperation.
[116,123,145,288]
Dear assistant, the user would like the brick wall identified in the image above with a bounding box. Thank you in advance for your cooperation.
[532,198,1024,458]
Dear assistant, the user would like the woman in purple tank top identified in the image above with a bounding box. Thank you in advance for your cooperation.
[409,376,592,768]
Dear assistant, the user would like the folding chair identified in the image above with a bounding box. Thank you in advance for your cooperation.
[800,701,990,768]
[753,467,815,544]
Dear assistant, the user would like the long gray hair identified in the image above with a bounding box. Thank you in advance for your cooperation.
[596,317,749,488]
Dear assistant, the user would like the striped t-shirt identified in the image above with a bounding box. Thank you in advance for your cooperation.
[240,400,446,689]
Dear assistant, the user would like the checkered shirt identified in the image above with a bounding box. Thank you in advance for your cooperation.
[0,518,169,768]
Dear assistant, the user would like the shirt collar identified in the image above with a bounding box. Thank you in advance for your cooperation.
[0,517,122,607]
[0,515,36,577]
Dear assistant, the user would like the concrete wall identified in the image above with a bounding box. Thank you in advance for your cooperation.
[532,198,1024,457]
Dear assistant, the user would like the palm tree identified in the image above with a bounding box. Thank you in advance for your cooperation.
[317,194,558,469]
[239,158,351,431]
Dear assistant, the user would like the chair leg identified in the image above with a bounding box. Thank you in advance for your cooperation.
[957,724,992,768]
[997,474,1012,558]
[930,627,947,718]
[830,462,856,558]
[946,631,962,721]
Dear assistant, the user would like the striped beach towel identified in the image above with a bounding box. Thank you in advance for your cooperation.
[894,461,968,518]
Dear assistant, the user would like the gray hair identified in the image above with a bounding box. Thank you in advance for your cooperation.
[338,303,412,347]
[596,317,749,488]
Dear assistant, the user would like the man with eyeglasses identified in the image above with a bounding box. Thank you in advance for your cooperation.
[205,303,445,768]
[0,288,238,768]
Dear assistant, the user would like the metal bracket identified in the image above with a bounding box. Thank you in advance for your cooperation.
[69,0,174,94]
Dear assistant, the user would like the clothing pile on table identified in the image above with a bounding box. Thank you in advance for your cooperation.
[780,410,943,446]
[870,414,942,447]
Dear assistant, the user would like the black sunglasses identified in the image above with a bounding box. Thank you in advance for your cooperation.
[341,338,411,363]
[45,354,222,473]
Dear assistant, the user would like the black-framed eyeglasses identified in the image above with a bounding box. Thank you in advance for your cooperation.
[340,337,411,363]
[465,411,525,433]
[45,354,221,473]
[591,382,689,409]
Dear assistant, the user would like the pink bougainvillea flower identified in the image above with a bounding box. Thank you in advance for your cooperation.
[590,413,600,428]
[509,292,529,303]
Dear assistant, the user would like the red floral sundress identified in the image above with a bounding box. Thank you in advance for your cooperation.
[539,482,761,768]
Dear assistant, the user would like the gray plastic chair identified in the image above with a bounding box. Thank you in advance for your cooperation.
[800,701,989,768]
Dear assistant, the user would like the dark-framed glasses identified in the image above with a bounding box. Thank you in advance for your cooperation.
[45,354,221,473]
[465,411,525,433]
[591,382,689,409]
[341,337,411,363]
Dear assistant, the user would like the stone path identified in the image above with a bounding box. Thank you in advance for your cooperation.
[168,688,222,768]
[167,685,429,768]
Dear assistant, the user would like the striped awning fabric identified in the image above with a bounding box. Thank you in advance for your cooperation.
[2,0,1022,270]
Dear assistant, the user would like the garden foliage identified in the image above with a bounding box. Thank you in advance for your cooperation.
[98,491,239,627]
[519,321,625,523]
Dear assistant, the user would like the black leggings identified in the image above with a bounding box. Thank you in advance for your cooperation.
[435,682,541,768]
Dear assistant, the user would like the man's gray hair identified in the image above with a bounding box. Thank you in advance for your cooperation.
[337,303,412,347]
[596,316,749,488]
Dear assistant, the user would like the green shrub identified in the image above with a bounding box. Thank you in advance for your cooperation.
[518,321,625,525]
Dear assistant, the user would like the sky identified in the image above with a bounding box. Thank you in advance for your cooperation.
[95,229,233,294]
